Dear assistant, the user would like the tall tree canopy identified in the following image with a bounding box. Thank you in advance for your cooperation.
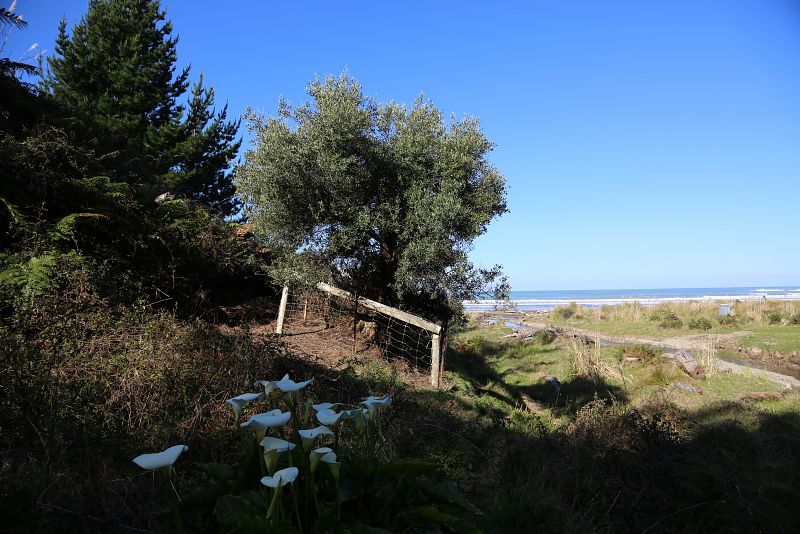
[42,0,241,214]
[236,74,508,320]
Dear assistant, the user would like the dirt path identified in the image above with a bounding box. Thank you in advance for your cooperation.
[517,318,753,351]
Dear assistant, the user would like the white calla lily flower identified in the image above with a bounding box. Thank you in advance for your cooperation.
[321,451,341,480]
[274,373,313,393]
[254,380,279,396]
[260,436,296,453]
[225,392,264,419]
[361,395,392,413]
[341,407,367,431]
[260,466,299,488]
[310,446,333,474]
[132,444,188,471]
[312,402,340,412]
[260,436,296,472]
[316,408,344,426]
[298,425,333,450]
[240,409,291,440]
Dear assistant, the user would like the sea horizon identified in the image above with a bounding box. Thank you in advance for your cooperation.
[465,285,800,311]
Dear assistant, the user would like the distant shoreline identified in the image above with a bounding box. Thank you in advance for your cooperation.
[465,286,800,311]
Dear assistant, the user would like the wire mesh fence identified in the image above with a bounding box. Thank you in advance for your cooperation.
[279,285,442,382]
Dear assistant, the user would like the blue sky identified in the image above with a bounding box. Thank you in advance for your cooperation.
[6,1,800,290]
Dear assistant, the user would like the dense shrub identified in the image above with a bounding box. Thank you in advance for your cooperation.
[766,311,784,325]
[553,302,578,320]
[533,328,557,345]
[688,316,713,331]
[790,313,800,326]
[614,343,663,363]
[0,267,287,530]
[658,312,683,329]
[719,315,738,327]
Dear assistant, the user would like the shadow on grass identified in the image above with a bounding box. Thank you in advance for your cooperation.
[412,327,800,532]
[397,383,800,533]
[446,331,627,416]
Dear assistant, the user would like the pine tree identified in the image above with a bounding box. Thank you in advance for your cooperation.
[42,0,240,214]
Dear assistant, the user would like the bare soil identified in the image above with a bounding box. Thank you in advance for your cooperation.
[241,317,435,389]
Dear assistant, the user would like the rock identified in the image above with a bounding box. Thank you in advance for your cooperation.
[622,356,640,363]
[543,375,561,393]
[675,382,702,394]
[750,347,763,356]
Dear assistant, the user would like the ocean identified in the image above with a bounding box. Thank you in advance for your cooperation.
[465,286,800,312]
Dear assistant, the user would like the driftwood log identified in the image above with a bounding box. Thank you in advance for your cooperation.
[671,350,705,379]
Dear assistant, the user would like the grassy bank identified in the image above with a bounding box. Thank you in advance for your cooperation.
[541,300,800,357]
[5,296,800,532]
[423,319,800,532]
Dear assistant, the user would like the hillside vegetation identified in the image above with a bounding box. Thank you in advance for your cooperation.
[3,2,799,532]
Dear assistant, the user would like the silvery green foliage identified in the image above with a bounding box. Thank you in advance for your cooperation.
[235,73,508,318]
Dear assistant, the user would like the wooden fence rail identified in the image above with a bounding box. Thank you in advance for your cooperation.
[275,283,444,387]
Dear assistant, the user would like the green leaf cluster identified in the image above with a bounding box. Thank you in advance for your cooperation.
[40,0,241,214]
[174,383,482,533]
[236,73,509,320]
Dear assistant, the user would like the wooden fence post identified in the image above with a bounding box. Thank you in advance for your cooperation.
[430,333,441,387]
[276,285,289,335]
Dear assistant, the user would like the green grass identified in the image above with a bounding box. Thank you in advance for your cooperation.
[542,312,800,356]
[447,322,795,418]
[736,325,800,355]
[436,320,800,532]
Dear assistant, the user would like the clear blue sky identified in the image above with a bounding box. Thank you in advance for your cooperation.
[7,1,800,290]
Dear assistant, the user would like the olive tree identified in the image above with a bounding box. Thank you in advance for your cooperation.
[235,73,507,320]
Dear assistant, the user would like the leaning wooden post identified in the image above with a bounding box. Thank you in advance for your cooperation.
[430,332,441,387]
[276,285,289,335]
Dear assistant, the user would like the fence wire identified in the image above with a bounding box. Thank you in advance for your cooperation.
[282,288,434,371]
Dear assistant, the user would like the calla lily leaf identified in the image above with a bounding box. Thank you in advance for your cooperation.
[132,444,188,471]
[260,466,299,488]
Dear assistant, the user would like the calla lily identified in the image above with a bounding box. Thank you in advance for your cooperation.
[226,392,264,419]
[260,436,296,453]
[260,466,299,488]
[254,380,280,397]
[260,436,296,473]
[312,402,340,412]
[298,425,333,450]
[274,373,313,393]
[361,395,392,413]
[310,446,333,474]
[316,408,344,426]
[133,444,188,471]
[241,409,291,440]
[321,451,341,481]
[341,407,368,431]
